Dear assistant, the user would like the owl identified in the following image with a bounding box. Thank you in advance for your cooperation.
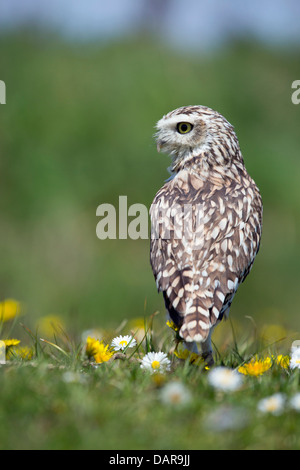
[150,105,263,365]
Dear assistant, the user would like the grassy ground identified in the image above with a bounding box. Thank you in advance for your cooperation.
[0,32,300,449]
[0,312,299,450]
[0,33,299,332]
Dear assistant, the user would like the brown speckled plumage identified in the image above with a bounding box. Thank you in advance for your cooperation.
[150,105,262,359]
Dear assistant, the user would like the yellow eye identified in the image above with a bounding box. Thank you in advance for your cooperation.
[177,122,193,134]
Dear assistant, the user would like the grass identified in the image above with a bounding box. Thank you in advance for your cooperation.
[0,33,299,332]
[0,310,299,450]
[0,31,299,449]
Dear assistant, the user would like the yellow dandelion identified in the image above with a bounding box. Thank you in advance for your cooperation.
[189,353,207,367]
[94,342,114,364]
[2,339,21,360]
[261,323,287,343]
[85,336,113,363]
[166,320,179,332]
[3,339,21,348]
[36,315,66,337]
[273,354,290,369]
[238,357,272,376]
[174,343,208,367]
[174,342,191,360]
[86,336,100,358]
[0,299,21,322]
[18,346,34,360]
[7,346,34,360]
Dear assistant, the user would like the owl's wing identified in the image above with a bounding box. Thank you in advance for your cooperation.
[150,175,262,342]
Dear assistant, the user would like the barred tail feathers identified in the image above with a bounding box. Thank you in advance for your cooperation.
[179,287,226,343]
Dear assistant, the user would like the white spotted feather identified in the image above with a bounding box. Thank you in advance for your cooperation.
[150,105,263,363]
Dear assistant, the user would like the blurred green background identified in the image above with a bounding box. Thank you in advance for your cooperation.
[0,19,299,340]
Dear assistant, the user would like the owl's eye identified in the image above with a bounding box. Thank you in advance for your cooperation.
[176,122,193,134]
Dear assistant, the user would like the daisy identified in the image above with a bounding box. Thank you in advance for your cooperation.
[0,341,5,364]
[290,393,300,411]
[291,340,300,354]
[207,367,243,392]
[140,351,171,374]
[290,349,300,370]
[205,405,248,432]
[111,335,137,351]
[62,371,87,384]
[257,393,285,415]
[159,381,192,407]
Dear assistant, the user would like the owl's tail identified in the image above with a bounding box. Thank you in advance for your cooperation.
[179,289,225,343]
[179,299,211,343]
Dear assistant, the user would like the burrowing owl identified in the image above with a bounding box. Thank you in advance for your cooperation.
[150,105,263,364]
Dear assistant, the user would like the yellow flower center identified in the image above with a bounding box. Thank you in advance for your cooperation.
[119,340,128,348]
[266,399,279,412]
[151,360,161,370]
[221,370,234,384]
[170,393,181,404]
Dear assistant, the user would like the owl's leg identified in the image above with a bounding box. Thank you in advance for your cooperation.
[183,336,214,367]
[183,341,199,354]
[180,325,215,366]
[183,329,215,366]
[199,327,215,367]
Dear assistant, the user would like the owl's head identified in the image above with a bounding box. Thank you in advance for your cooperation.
[155,105,240,170]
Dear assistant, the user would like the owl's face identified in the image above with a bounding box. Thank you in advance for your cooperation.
[155,105,238,166]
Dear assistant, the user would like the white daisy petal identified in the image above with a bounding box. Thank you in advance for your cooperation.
[111,335,136,351]
[290,349,300,370]
[291,340,300,354]
[257,393,285,415]
[207,367,243,392]
[160,381,192,407]
[290,393,300,411]
[140,351,171,373]
[205,405,249,432]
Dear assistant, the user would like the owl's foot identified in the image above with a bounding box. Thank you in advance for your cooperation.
[201,351,214,368]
